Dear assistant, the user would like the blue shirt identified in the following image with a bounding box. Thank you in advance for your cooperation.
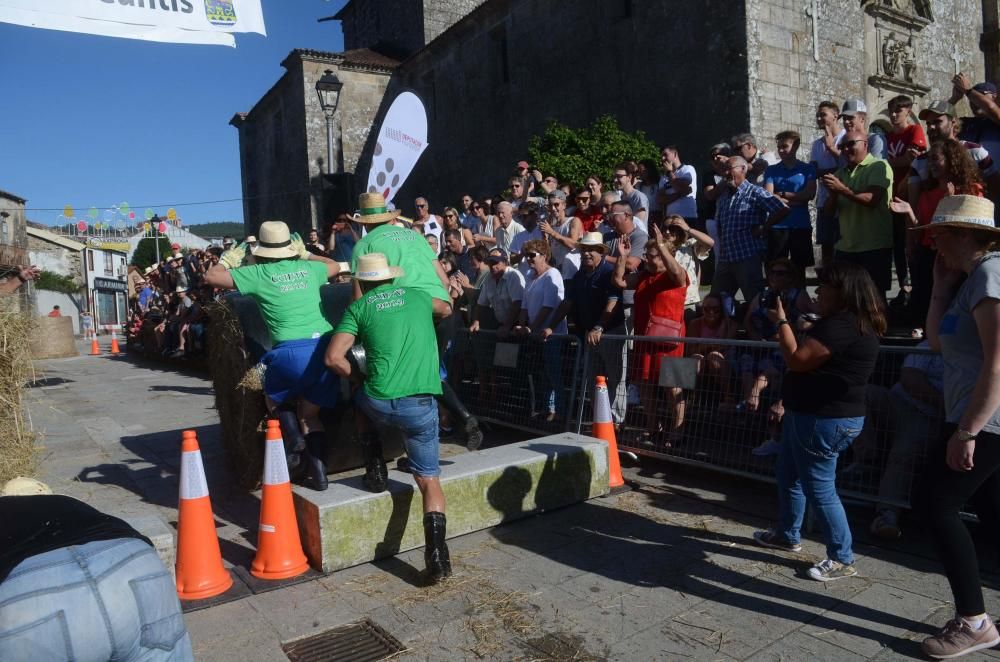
[715,180,786,263]
[764,161,815,229]
[330,231,356,263]
[566,260,623,336]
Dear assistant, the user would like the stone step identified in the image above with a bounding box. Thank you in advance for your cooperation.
[290,433,611,573]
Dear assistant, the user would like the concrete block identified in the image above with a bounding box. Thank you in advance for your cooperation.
[292,433,610,573]
[123,514,176,579]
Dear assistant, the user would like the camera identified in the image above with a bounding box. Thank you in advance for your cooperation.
[760,287,781,310]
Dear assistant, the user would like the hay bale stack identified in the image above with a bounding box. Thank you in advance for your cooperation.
[0,312,37,484]
[205,302,267,489]
[30,316,78,359]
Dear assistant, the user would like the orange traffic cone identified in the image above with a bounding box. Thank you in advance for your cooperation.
[89,335,101,356]
[175,430,233,600]
[109,329,121,355]
[251,419,309,580]
[593,376,625,490]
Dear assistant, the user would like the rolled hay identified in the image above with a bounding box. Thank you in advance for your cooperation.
[29,316,77,359]
[0,312,37,484]
[205,302,267,490]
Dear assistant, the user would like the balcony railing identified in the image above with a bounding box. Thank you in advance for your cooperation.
[0,243,28,268]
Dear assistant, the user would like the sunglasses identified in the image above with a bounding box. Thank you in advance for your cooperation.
[580,247,602,254]
[524,251,540,259]
[842,139,867,148]
[445,214,456,218]
[472,205,482,210]
[415,204,428,208]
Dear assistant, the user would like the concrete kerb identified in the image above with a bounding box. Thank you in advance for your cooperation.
[290,433,611,573]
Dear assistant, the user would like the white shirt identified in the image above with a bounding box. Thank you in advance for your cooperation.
[810,129,846,207]
[494,220,526,254]
[523,267,567,334]
[675,237,710,306]
[418,214,443,248]
[477,267,525,324]
[663,164,698,218]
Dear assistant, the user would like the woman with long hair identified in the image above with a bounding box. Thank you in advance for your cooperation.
[913,195,1000,658]
[442,207,475,248]
[752,261,885,582]
[892,139,984,332]
[613,225,688,446]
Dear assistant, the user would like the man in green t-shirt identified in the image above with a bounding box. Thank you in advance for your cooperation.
[351,192,485,452]
[821,129,894,294]
[206,220,344,491]
[326,253,454,582]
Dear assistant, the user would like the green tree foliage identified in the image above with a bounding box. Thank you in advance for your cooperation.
[527,115,659,189]
[35,271,82,294]
[130,236,172,270]
[187,222,245,239]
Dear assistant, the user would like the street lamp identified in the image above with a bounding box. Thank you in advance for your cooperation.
[315,69,343,174]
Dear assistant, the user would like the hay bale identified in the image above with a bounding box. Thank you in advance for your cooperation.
[0,312,37,483]
[205,302,267,489]
[29,316,78,359]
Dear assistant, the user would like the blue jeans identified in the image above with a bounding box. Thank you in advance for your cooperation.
[356,392,440,477]
[533,341,565,417]
[0,538,193,661]
[776,410,864,565]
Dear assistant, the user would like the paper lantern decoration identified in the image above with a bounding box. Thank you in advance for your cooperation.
[166,208,177,221]
[157,222,167,233]
[119,202,130,215]
[77,220,87,232]
[128,211,136,220]
[88,207,98,219]
[63,205,74,218]
[145,208,154,220]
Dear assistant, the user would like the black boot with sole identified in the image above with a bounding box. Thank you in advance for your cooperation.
[423,511,452,582]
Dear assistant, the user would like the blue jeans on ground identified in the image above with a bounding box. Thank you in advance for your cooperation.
[0,538,193,661]
[775,410,864,565]
[356,391,440,477]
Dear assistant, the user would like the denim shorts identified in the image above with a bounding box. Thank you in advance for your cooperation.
[355,391,440,477]
[0,538,193,661]
[262,334,339,409]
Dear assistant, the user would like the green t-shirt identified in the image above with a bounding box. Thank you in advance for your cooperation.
[352,224,449,302]
[834,154,894,253]
[334,284,442,400]
[230,259,332,343]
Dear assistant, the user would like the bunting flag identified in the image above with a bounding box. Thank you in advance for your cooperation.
[0,0,265,47]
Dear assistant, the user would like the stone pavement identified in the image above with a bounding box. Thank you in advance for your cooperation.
[22,343,1000,661]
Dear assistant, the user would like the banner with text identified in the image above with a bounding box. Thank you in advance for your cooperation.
[0,0,265,47]
[366,91,429,204]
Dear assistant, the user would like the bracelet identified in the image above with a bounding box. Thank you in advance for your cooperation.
[956,428,977,441]
[776,319,790,327]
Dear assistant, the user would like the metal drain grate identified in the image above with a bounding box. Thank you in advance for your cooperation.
[282,618,406,662]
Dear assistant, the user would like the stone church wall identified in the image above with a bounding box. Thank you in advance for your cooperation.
[747,0,985,157]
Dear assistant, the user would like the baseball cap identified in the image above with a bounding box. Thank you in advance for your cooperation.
[918,100,956,120]
[486,249,508,264]
[516,160,529,169]
[839,99,868,117]
[974,82,998,95]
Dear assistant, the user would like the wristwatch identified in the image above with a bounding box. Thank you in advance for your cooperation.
[592,325,604,332]
[955,428,977,441]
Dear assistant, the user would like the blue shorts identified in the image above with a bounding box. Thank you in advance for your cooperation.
[355,391,440,477]
[262,335,339,409]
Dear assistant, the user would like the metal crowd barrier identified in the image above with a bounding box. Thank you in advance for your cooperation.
[448,329,940,513]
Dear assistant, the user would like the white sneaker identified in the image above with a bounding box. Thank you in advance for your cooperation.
[752,439,781,456]
[807,559,857,582]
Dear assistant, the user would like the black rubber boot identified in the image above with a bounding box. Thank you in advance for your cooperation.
[300,431,328,491]
[359,432,388,493]
[439,381,483,451]
[275,408,307,481]
[423,511,452,582]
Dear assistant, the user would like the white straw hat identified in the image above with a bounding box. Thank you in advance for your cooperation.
[353,253,404,281]
[251,221,299,258]
[912,195,1000,233]
[575,231,608,253]
[355,192,401,224]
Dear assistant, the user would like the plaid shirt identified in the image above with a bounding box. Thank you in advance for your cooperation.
[715,180,786,262]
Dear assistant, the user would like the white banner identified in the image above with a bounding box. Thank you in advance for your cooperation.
[0,0,265,47]
[366,91,429,204]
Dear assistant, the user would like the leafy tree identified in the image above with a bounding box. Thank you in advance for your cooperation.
[130,235,172,270]
[35,271,82,294]
[527,115,659,189]
[188,221,245,240]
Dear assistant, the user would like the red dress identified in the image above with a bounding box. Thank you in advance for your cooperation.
[632,270,687,382]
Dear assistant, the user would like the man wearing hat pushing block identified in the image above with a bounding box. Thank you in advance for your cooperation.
[325,253,454,582]
[349,192,484,476]
[206,220,346,491]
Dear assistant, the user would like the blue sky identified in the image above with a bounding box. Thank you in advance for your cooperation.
[0,1,346,226]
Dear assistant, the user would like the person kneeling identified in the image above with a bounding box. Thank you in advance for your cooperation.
[326,253,454,582]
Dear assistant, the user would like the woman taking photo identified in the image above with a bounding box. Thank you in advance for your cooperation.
[613,225,688,446]
[752,261,884,582]
[913,195,1000,659]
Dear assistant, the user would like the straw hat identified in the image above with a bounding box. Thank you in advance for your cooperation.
[576,231,608,253]
[912,195,1000,233]
[251,221,299,258]
[143,266,156,276]
[353,253,404,281]
[355,192,400,224]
